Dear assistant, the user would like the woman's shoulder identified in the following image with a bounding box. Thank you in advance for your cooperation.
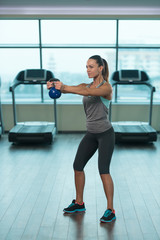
[79,83,89,86]
[102,81,112,90]
[103,82,113,100]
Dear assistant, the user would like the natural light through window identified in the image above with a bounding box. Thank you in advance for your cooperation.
[0,19,160,103]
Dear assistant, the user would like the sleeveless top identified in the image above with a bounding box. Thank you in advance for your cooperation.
[83,80,112,133]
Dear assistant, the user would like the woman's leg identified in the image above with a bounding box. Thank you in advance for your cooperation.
[97,128,115,210]
[73,132,98,204]
[74,170,85,204]
[100,174,114,210]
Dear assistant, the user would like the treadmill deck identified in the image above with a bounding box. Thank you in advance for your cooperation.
[8,122,56,143]
[112,121,157,143]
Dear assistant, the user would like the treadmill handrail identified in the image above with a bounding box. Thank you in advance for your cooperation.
[112,81,155,91]
[9,78,21,92]
[9,70,57,131]
[9,79,48,92]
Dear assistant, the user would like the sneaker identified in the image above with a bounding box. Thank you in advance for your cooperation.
[63,200,86,213]
[100,209,116,223]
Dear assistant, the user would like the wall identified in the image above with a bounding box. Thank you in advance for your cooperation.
[2,103,160,132]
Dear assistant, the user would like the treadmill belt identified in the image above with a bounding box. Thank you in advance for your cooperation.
[112,122,157,142]
[8,122,56,143]
[19,125,48,133]
[120,125,146,133]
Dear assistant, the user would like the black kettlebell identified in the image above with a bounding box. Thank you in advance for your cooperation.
[48,78,61,99]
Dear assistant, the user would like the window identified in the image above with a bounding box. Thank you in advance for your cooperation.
[42,48,116,102]
[41,20,116,46]
[0,19,160,103]
[0,49,40,101]
[119,20,160,46]
[117,20,160,102]
[41,20,116,103]
[0,20,40,102]
[0,20,39,46]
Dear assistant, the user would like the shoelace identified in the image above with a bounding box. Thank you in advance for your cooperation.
[68,202,75,208]
[104,209,112,217]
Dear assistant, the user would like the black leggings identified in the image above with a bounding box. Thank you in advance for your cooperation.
[73,127,115,174]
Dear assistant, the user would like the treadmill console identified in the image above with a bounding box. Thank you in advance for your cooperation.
[24,69,47,83]
[119,70,141,82]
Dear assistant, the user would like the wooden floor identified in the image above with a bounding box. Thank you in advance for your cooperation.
[0,133,160,240]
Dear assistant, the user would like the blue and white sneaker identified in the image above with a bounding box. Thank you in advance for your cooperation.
[63,200,86,213]
[100,209,116,223]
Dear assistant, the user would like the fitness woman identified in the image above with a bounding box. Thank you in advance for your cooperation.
[47,55,116,223]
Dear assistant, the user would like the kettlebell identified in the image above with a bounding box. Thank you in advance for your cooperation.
[49,87,61,99]
[48,78,61,99]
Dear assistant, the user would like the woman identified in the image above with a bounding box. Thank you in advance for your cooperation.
[47,55,116,223]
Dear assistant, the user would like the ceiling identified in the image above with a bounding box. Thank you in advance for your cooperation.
[0,0,160,17]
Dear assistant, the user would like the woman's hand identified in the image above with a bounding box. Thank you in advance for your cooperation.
[47,81,54,90]
[54,81,64,92]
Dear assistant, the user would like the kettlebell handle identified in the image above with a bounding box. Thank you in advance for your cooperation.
[48,78,60,88]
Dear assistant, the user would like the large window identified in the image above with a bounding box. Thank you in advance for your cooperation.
[41,20,116,45]
[119,20,160,46]
[0,20,40,102]
[117,20,160,102]
[41,20,116,103]
[0,19,160,103]
[0,49,40,101]
[0,20,39,46]
[42,48,116,102]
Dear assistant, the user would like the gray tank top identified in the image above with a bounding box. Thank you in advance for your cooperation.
[83,80,112,133]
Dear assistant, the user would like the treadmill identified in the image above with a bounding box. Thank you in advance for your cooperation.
[109,69,157,143]
[0,76,4,137]
[8,69,57,144]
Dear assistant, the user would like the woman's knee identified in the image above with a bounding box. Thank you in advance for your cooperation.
[98,161,110,174]
[99,167,110,175]
[73,161,84,172]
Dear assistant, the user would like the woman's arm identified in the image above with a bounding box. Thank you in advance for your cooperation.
[61,83,88,94]
[56,81,112,99]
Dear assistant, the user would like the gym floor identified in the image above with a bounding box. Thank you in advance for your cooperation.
[0,133,160,240]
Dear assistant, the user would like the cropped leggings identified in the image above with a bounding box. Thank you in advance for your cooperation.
[73,127,115,174]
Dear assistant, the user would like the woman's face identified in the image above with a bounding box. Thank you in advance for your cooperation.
[86,59,103,79]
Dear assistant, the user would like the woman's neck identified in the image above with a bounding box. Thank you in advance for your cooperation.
[93,75,104,85]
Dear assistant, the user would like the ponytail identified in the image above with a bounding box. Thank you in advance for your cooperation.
[89,55,109,82]
[102,58,109,82]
